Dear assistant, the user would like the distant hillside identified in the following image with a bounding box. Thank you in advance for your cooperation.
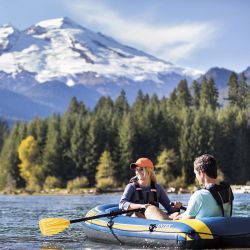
[0,88,53,120]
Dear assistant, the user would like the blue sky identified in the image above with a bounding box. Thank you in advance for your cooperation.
[0,0,249,72]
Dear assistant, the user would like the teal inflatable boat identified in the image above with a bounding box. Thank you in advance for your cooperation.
[83,204,250,248]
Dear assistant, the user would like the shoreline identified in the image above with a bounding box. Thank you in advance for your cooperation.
[231,185,250,194]
[0,187,125,196]
[1,185,250,195]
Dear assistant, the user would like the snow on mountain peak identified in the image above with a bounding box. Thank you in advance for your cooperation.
[0,17,203,86]
[0,24,20,51]
[35,17,83,30]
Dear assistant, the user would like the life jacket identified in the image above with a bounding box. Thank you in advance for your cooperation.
[205,181,234,216]
[129,176,158,206]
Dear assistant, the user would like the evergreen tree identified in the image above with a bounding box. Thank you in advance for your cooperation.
[66,97,88,115]
[191,80,201,109]
[94,96,116,158]
[131,90,146,116]
[130,92,162,160]
[227,72,238,106]
[238,73,248,109]
[78,101,88,116]
[179,108,195,185]
[215,107,245,183]
[114,89,129,116]
[180,108,218,185]
[42,114,63,183]
[60,112,76,180]
[200,77,219,110]
[208,78,219,110]
[191,108,217,156]
[62,97,88,176]
[94,96,114,116]
[169,88,177,107]
[112,90,129,173]
[156,149,180,187]
[234,110,250,183]
[95,150,116,189]
[67,96,79,113]
[118,113,137,183]
[84,115,108,186]
[0,118,9,152]
[176,79,192,108]
[26,117,48,159]
[70,116,89,178]
[141,95,161,159]
[160,98,181,151]
[0,123,26,190]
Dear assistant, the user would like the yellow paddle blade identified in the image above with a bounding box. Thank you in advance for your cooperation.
[39,218,70,236]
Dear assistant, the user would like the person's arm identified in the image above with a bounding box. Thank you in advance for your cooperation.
[119,183,150,210]
[157,184,182,213]
[119,184,134,210]
[173,213,194,220]
[174,191,202,220]
[127,203,151,210]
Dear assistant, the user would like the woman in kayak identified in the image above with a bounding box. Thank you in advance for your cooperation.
[119,157,182,220]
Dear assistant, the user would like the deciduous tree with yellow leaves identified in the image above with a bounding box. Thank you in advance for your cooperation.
[18,135,43,191]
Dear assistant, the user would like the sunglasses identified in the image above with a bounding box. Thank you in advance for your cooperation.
[135,167,144,172]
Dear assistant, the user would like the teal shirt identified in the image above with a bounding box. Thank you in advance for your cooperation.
[184,189,232,219]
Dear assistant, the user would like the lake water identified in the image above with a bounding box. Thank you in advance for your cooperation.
[0,193,249,250]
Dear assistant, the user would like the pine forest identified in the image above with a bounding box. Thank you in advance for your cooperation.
[0,73,250,192]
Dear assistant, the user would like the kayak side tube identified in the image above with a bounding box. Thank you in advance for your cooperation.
[82,204,250,249]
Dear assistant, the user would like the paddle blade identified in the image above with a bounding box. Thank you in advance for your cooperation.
[39,218,70,236]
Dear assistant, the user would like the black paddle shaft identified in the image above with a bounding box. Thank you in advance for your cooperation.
[70,208,145,224]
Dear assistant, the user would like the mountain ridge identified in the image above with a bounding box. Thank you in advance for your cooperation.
[0,17,249,121]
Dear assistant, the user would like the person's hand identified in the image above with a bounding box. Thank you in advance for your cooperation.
[173,201,182,209]
[168,212,180,220]
[173,214,182,220]
[140,203,151,209]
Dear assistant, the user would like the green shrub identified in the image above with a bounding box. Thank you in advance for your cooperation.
[96,177,117,190]
[156,173,167,187]
[168,176,185,189]
[43,176,62,189]
[67,176,89,191]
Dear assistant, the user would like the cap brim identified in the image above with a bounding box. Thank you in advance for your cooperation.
[130,163,137,170]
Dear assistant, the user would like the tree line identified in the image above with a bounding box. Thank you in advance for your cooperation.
[0,72,250,191]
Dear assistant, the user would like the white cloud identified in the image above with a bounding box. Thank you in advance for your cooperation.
[65,0,219,63]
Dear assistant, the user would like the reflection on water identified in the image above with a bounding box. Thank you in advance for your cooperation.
[0,193,249,250]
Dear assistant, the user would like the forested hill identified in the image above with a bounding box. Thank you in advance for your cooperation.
[0,74,250,192]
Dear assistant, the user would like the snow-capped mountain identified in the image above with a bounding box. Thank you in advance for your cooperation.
[0,17,204,120]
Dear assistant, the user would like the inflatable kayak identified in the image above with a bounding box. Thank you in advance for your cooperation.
[83,204,250,248]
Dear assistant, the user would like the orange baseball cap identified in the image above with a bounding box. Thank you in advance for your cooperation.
[130,158,154,170]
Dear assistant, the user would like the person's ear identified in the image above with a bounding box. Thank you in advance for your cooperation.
[200,170,205,177]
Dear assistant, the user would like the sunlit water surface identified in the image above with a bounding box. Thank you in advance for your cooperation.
[0,193,249,250]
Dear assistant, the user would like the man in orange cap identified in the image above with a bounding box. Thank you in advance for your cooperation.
[119,157,182,220]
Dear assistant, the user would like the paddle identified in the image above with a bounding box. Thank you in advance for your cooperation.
[170,202,187,211]
[39,207,145,236]
[180,206,187,211]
